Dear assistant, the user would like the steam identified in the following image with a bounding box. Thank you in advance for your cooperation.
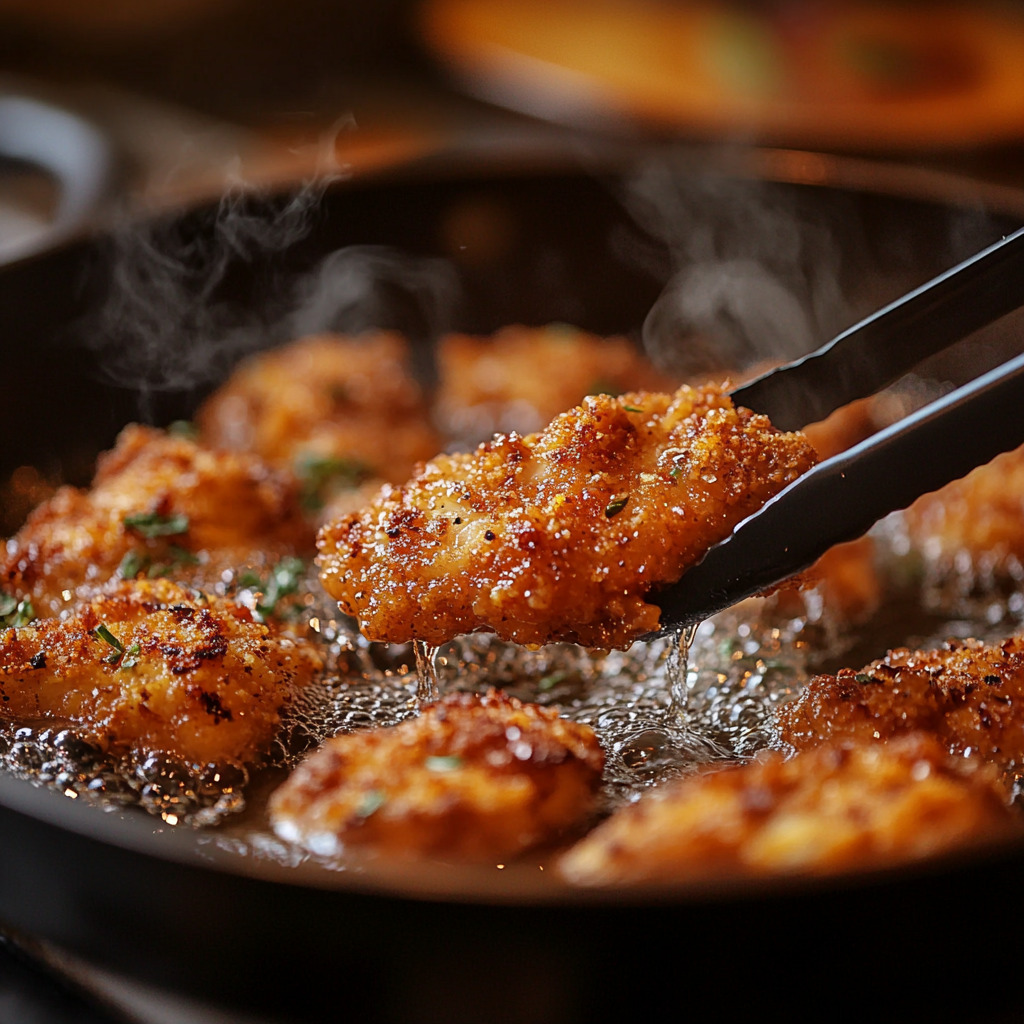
[623,155,849,378]
[288,246,458,346]
[82,129,458,408]
[621,152,1003,383]
[86,180,329,396]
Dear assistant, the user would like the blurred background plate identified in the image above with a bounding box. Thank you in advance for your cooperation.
[421,0,1024,151]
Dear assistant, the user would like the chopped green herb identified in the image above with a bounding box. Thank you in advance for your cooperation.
[121,643,141,670]
[0,594,34,629]
[605,495,629,518]
[425,755,464,773]
[239,557,307,620]
[669,465,684,479]
[118,550,145,580]
[167,420,199,440]
[123,511,189,538]
[355,789,387,818]
[94,623,125,664]
[854,673,874,684]
[623,404,644,414]
[587,379,621,398]
[538,670,568,692]
[295,453,372,511]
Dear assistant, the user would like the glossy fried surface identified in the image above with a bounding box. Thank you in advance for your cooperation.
[270,689,603,860]
[197,332,440,493]
[560,733,1020,885]
[1,425,310,617]
[905,444,1024,566]
[319,383,817,648]
[0,579,322,765]
[436,324,674,443]
[772,635,1024,773]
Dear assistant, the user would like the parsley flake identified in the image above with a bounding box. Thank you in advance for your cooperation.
[623,404,644,413]
[295,454,372,512]
[167,420,199,440]
[605,495,629,518]
[93,624,125,664]
[239,557,306,620]
[538,670,568,692]
[123,511,189,538]
[854,673,874,684]
[121,643,141,670]
[425,755,463,773]
[0,594,34,629]
[355,789,387,818]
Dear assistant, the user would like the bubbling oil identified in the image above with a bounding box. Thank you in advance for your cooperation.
[6,512,1024,838]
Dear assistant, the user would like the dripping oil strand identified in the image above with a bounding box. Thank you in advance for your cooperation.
[667,622,699,728]
[413,640,441,704]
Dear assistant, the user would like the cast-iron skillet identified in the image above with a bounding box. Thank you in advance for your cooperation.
[2,151,1024,1023]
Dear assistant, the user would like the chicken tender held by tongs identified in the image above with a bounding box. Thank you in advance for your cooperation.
[318,383,817,649]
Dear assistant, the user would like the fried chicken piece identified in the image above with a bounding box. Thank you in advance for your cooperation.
[270,689,603,860]
[319,383,817,649]
[904,444,1024,570]
[560,733,1021,885]
[196,333,440,503]
[0,579,321,766]
[435,324,675,443]
[772,635,1024,773]
[1,425,310,618]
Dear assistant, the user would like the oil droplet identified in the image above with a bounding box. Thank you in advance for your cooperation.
[413,640,441,704]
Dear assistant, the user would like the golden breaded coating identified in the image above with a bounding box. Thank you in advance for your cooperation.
[318,384,817,649]
[905,444,1024,566]
[772,635,1024,773]
[435,324,675,442]
[1,425,310,617]
[196,332,440,498]
[0,579,322,766]
[560,734,1021,885]
[269,689,603,860]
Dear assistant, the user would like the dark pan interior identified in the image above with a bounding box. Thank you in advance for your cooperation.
[2,164,1024,1022]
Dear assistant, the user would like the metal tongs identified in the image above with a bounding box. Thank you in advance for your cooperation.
[654,224,1024,633]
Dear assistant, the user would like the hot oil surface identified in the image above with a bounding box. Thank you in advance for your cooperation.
[4,515,1024,871]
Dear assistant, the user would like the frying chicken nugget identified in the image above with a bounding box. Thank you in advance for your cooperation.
[0,579,322,766]
[0,425,310,617]
[270,689,603,860]
[436,324,675,443]
[196,332,440,505]
[905,444,1024,571]
[771,635,1024,774]
[318,384,817,649]
[560,733,1021,886]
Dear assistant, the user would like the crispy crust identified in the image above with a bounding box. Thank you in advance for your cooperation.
[318,383,817,648]
[0,579,322,765]
[0,424,310,617]
[196,332,440,485]
[771,635,1024,772]
[269,689,603,860]
[435,324,675,442]
[560,733,1021,885]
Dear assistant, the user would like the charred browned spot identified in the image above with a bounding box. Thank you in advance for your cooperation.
[193,687,233,723]
[169,605,195,622]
